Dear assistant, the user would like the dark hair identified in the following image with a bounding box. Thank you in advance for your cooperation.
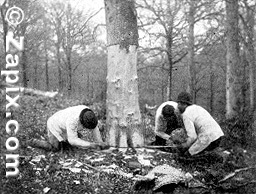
[79,108,98,129]
[177,92,193,105]
[162,105,175,117]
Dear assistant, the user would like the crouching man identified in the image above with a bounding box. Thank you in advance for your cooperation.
[175,92,224,156]
[28,105,109,151]
[152,101,183,146]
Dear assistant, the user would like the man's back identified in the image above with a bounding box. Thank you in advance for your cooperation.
[182,104,224,141]
[47,105,88,142]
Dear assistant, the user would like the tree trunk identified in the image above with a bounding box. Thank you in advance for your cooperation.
[56,45,62,91]
[21,49,28,87]
[209,63,214,114]
[161,63,165,102]
[241,52,247,111]
[245,3,255,112]
[188,0,196,103]
[105,0,143,148]
[167,44,173,100]
[87,70,90,100]
[33,60,38,88]
[166,1,173,100]
[0,3,8,73]
[45,43,49,91]
[67,53,72,95]
[225,0,241,119]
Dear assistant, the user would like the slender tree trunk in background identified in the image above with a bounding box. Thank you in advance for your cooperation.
[45,55,49,91]
[188,0,196,103]
[67,53,72,95]
[58,65,62,91]
[161,63,165,102]
[209,63,214,114]
[225,0,240,119]
[87,71,90,100]
[21,40,28,87]
[167,47,173,100]
[245,3,255,112]
[241,52,247,111]
[56,46,62,91]
[166,1,173,100]
[54,14,63,91]
[66,3,72,96]
[44,43,49,91]
[0,2,8,74]
[105,0,143,148]
[33,60,38,88]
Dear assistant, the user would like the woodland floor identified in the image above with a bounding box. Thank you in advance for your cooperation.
[1,94,256,194]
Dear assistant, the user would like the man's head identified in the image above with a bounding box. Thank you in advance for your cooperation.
[162,105,175,120]
[79,108,98,129]
[177,92,193,113]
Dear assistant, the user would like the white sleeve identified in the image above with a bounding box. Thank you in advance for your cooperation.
[154,106,170,140]
[182,116,197,148]
[66,118,91,147]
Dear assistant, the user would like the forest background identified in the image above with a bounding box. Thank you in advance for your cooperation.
[1,0,256,146]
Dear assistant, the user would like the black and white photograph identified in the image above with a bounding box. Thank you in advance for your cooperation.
[1,0,256,193]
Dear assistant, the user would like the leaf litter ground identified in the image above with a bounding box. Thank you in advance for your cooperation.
[1,94,256,194]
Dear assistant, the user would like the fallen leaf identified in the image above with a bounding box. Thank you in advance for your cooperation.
[31,155,45,163]
[138,155,152,166]
[73,180,80,184]
[43,187,51,193]
[65,167,82,173]
[81,169,93,173]
[90,158,104,162]
[74,161,83,168]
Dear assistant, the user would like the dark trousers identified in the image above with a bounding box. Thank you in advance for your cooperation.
[151,135,167,146]
[203,137,222,152]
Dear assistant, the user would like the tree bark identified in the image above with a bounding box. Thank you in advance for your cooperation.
[225,0,241,119]
[33,60,38,88]
[245,3,255,112]
[166,1,173,100]
[67,53,72,95]
[21,47,28,87]
[44,41,49,91]
[105,0,143,148]
[56,42,62,91]
[188,0,196,103]
[166,38,173,100]
[209,62,215,114]
[0,2,8,73]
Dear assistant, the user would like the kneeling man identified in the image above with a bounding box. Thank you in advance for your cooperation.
[176,92,224,156]
[28,105,108,151]
[153,101,183,145]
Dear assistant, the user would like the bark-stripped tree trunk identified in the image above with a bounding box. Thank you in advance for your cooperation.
[188,0,196,103]
[105,0,143,148]
[225,0,241,119]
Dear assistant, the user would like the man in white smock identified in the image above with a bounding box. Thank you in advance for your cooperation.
[28,105,108,151]
[176,92,224,156]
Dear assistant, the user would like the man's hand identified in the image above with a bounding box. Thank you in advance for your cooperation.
[166,138,175,146]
